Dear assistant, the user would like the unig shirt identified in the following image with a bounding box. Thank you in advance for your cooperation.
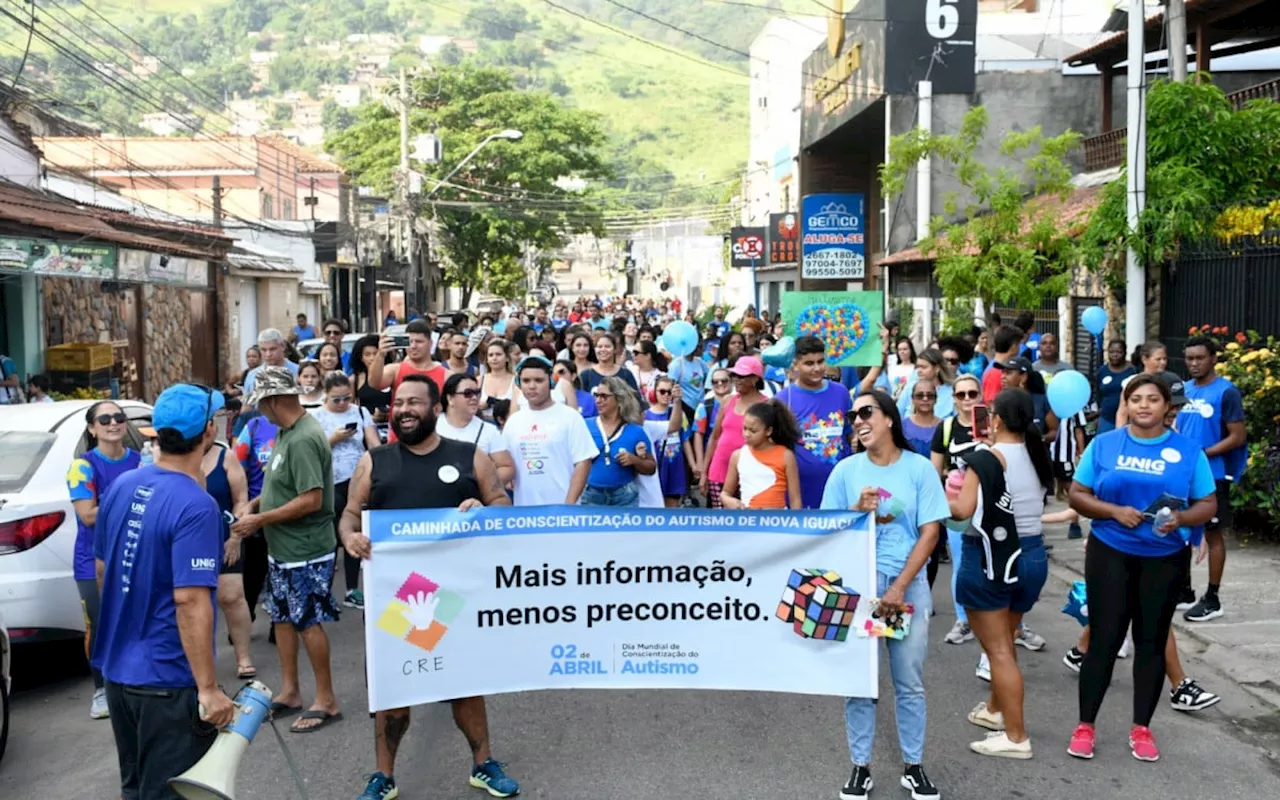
[1177,377,1245,480]
[66,447,140,581]
[776,381,852,509]
[92,466,222,688]
[586,419,651,489]
[1073,429,1215,557]
[820,450,951,577]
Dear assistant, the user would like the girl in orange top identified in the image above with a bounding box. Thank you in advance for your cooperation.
[722,400,802,510]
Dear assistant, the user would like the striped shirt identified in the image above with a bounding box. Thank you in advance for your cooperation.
[1050,410,1089,465]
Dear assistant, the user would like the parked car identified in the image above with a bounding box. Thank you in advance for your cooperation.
[298,330,410,361]
[0,400,153,644]
[0,608,10,763]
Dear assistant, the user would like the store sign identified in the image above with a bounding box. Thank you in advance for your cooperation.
[801,194,866,280]
[768,213,799,266]
[729,227,767,269]
[119,250,207,287]
[885,0,977,95]
[0,237,116,278]
[814,42,863,115]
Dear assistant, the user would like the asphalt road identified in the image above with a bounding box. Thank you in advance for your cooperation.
[3,563,1278,800]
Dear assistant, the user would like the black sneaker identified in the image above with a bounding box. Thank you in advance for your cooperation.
[1063,646,1084,674]
[1067,522,1083,540]
[1183,593,1223,622]
[839,765,874,799]
[1174,587,1197,611]
[1170,678,1221,712]
[900,764,939,800]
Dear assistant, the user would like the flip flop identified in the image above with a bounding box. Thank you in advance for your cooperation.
[290,710,344,734]
[237,667,258,680]
[269,701,303,719]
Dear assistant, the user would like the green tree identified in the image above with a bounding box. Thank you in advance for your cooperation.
[325,64,612,304]
[881,106,1082,323]
[468,1,537,42]
[272,103,294,124]
[322,99,357,132]
[1081,77,1280,283]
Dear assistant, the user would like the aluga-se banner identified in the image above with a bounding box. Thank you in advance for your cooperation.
[362,506,878,711]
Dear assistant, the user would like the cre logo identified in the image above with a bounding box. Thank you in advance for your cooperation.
[376,572,466,652]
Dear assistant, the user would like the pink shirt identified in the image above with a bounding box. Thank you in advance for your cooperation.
[708,394,748,483]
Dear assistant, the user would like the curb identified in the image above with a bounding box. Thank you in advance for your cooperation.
[1042,535,1280,712]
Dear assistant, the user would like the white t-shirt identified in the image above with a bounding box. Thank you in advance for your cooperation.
[635,418,669,508]
[437,415,505,456]
[972,442,1045,540]
[309,405,375,484]
[504,403,599,506]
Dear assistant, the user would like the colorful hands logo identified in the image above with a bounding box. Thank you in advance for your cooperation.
[376,572,466,651]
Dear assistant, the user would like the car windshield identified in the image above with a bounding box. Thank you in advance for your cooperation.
[0,431,56,493]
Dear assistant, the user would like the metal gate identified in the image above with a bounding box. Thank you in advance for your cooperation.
[189,290,218,387]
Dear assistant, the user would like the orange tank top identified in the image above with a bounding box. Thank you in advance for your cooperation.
[737,444,789,509]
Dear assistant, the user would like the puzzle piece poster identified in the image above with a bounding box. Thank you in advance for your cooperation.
[781,291,884,367]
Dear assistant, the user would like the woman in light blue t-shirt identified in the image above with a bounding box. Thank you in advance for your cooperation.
[821,389,950,800]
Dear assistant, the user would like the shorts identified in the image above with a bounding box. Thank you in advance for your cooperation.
[955,535,1048,614]
[264,553,340,630]
[1207,479,1233,531]
[1052,461,1075,482]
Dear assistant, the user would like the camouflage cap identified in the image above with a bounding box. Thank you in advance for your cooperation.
[244,365,304,407]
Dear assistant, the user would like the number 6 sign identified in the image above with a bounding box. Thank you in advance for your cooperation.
[926,0,961,39]
[885,0,977,95]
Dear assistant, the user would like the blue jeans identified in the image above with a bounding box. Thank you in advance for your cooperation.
[845,571,932,766]
[580,482,639,507]
[946,526,967,625]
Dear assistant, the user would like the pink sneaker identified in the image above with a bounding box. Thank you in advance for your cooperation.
[1129,725,1160,762]
[1068,723,1096,759]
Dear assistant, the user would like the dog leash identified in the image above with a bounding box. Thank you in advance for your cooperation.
[266,714,311,800]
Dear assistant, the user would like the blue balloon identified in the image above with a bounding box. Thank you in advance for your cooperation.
[493,318,508,335]
[661,320,698,358]
[1061,580,1089,627]
[1081,305,1108,336]
[761,336,795,368]
[1047,369,1090,419]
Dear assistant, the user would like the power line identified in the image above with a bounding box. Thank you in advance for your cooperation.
[597,0,750,59]
[8,0,33,89]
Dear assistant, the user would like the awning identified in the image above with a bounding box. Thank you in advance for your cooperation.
[227,242,301,274]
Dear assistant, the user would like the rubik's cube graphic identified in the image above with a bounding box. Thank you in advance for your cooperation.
[776,568,861,641]
[376,572,466,652]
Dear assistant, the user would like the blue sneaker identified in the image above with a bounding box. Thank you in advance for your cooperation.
[469,758,520,797]
[357,772,398,800]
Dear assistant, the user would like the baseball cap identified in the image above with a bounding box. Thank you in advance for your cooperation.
[728,355,765,379]
[243,365,304,407]
[464,325,491,359]
[995,356,1033,374]
[514,354,553,386]
[150,384,225,439]
[1156,370,1188,406]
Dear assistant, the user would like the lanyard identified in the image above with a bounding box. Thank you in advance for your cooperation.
[597,418,627,465]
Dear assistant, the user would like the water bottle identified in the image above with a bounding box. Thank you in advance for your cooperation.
[139,441,154,467]
[1153,506,1174,536]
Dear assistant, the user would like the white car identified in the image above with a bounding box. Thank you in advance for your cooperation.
[0,608,9,763]
[0,400,153,644]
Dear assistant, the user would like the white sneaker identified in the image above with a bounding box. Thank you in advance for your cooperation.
[1014,625,1046,651]
[90,688,109,720]
[945,619,975,645]
[970,730,1033,759]
[976,652,991,682]
[1118,632,1134,659]
[967,701,1005,731]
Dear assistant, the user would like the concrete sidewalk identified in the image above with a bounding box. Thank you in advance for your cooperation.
[1041,500,1280,709]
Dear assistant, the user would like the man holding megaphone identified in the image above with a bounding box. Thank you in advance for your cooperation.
[92,384,237,799]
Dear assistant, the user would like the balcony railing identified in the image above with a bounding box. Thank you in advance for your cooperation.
[1082,78,1280,171]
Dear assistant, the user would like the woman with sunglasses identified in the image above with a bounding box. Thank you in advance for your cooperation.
[700,356,767,509]
[628,340,668,403]
[693,367,733,479]
[439,373,517,487]
[821,389,950,800]
[1065,374,1217,763]
[297,361,326,410]
[581,376,656,507]
[66,401,141,720]
[898,348,955,419]
[316,342,344,376]
[310,372,381,609]
[946,389,1053,759]
[641,376,689,507]
[902,378,941,458]
[931,374,983,644]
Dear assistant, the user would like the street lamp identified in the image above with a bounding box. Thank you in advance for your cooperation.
[425,129,524,200]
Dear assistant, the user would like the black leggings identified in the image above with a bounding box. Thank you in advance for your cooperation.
[333,480,360,592]
[926,533,948,589]
[242,535,270,621]
[1078,535,1184,727]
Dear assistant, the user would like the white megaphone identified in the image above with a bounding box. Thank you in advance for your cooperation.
[170,680,273,800]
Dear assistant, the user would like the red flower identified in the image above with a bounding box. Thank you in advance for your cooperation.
[1236,331,1248,344]
[1201,324,1212,332]
[1189,326,1199,335]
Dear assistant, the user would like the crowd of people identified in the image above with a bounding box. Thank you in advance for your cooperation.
[60,294,1247,800]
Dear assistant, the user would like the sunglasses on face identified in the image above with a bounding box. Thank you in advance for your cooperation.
[853,406,878,421]
[913,392,936,400]
[955,390,981,400]
[454,389,482,400]
[656,389,671,396]
[711,378,729,386]
[944,357,960,365]
[324,329,342,336]
[94,412,128,425]
[592,392,614,400]
[329,394,353,404]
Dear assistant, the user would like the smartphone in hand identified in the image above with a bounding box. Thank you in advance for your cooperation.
[344,421,359,432]
[973,404,990,439]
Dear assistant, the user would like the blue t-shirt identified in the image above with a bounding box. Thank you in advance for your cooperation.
[292,324,317,341]
[776,381,852,509]
[91,466,222,688]
[66,447,141,581]
[242,360,300,397]
[668,357,708,405]
[234,416,279,498]
[586,419,650,489]
[820,450,951,577]
[1176,377,1245,480]
[574,389,598,418]
[1073,429,1215,557]
[901,418,939,458]
[711,321,730,339]
[1095,364,1136,428]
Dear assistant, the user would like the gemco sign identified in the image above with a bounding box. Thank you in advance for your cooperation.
[801,194,865,280]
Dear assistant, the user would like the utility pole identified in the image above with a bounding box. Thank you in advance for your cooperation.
[1166,0,1188,81]
[1125,0,1148,353]
[211,175,223,228]
[398,68,417,315]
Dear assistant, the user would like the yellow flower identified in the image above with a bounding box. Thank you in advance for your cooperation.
[1247,365,1256,373]
[1227,342,1241,351]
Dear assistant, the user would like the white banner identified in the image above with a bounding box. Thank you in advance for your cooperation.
[363,506,877,712]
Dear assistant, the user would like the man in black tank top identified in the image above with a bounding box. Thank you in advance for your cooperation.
[339,375,518,800]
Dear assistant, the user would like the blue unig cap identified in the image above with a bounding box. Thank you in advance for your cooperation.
[152,384,225,439]
[514,354,553,387]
